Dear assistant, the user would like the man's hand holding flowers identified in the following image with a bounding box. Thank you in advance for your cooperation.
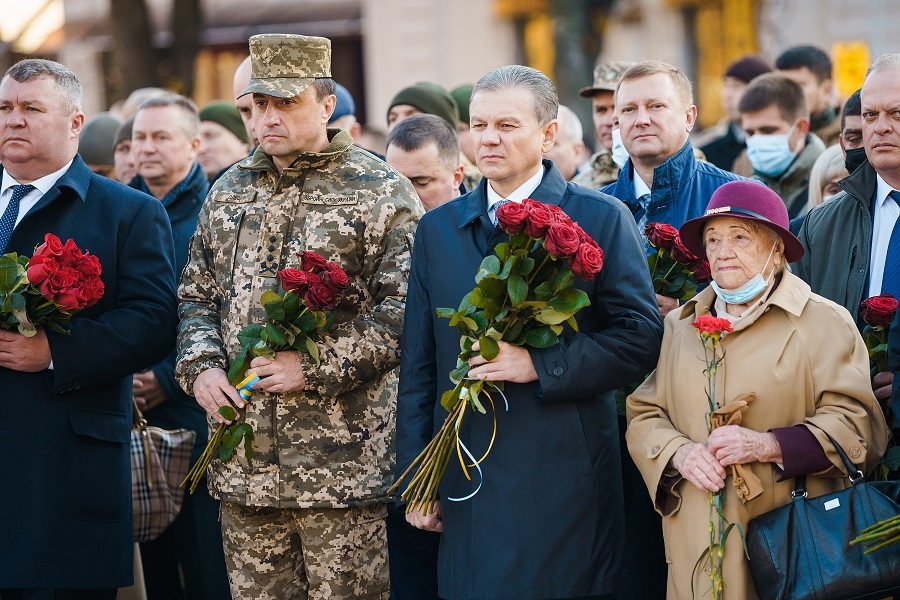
[0,327,51,371]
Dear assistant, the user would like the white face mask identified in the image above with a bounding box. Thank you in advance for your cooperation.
[745,121,800,178]
[710,242,777,304]
[611,128,628,168]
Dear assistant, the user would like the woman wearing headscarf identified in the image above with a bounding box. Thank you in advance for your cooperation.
[626,179,889,599]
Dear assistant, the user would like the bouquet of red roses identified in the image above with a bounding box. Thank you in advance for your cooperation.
[182,250,351,493]
[0,233,104,336]
[390,199,604,514]
[645,222,710,301]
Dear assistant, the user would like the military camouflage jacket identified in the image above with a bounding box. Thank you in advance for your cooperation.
[570,150,620,189]
[176,128,422,508]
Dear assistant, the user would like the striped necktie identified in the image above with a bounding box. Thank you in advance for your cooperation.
[880,190,900,297]
[0,184,35,253]
[490,199,511,226]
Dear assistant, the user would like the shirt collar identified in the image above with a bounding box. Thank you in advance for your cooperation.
[874,173,899,208]
[632,169,651,199]
[1,160,74,197]
[486,164,545,210]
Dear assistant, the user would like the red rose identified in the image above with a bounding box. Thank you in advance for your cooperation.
[41,266,80,297]
[278,268,319,294]
[859,294,898,328]
[544,221,581,258]
[671,238,699,265]
[54,290,81,311]
[690,259,712,284]
[34,233,64,259]
[495,201,530,234]
[75,276,105,308]
[75,253,101,277]
[542,203,570,224]
[304,281,337,310]
[321,262,351,293]
[26,254,59,285]
[645,222,679,252]
[300,251,329,273]
[523,202,557,239]
[59,238,83,266]
[571,242,604,280]
[692,314,733,336]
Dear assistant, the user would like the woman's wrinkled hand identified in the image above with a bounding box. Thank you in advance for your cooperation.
[672,443,726,492]
[707,425,782,466]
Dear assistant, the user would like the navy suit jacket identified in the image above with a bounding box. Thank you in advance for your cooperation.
[0,155,177,588]
[396,161,663,598]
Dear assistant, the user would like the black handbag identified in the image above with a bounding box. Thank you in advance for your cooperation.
[746,434,900,600]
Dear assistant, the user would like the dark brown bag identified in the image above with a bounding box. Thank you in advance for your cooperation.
[131,401,195,543]
[747,434,900,600]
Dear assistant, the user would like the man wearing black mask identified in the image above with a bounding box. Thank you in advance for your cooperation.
[840,90,866,174]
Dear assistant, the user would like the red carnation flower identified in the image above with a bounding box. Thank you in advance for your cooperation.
[692,314,733,337]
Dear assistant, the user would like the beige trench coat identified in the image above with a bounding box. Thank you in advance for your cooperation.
[626,272,889,600]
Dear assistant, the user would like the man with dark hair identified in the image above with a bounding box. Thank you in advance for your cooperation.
[841,90,865,174]
[739,73,825,219]
[129,93,229,600]
[699,55,772,171]
[386,113,464,212]
[572,61,633,189]
[796,53,900,410]
[387,82,459,133]
[176,34,420,599]
[397,63,662,600]
[776,45,841,146]
[0,58,177,598]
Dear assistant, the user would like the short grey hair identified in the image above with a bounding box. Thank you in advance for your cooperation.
[472,65,559,126]
[136,93,200,138]
[865,53,900,79]
[556,105,583,143]
[5,59,83,113]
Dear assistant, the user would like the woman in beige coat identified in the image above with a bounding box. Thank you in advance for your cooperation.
[626,180,889,600]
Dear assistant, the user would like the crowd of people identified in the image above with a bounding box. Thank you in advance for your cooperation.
[0,28,897,600]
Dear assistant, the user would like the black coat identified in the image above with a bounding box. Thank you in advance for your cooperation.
[0,155,177,588]
[396,161,663,599]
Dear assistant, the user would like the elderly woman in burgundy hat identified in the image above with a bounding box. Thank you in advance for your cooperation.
[625,180,888,599]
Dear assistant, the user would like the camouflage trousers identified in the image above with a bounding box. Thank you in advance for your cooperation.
[221,502,389,600]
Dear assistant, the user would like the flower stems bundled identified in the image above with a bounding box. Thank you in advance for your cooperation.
[391,199,604,513]
[182,251,350,493]
[852,514,900,554]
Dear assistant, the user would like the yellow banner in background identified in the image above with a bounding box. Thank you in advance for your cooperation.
[833,41,870,98]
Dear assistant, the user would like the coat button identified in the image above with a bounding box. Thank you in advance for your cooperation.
[651,445,660,454]
[66,384,73,391]
[268,245,275,251]
[74,382,81,389]
[552,367,564,376]
[849,447,861,459]
[269,235,277,242]
[58,387,66,394]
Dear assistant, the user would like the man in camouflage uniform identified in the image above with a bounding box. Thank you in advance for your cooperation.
[571,62,633,189]
[175,34,421,600]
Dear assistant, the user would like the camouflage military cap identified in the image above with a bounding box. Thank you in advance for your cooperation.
[239,34,332,99]
[579,61,636,96]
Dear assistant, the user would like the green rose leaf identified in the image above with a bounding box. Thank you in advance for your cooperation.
[218,405,237,421]
[265,323,288,347]
[494,242,510,261]
[470,287,488,308]
[524,326,559,348]
[261,290,285,322]
[237,323,264,347]
[498,255,517,280]
[283,290,301,321]
[478,335,500,361]
[226,347,250,385]
[478,277,506,298]
[534,281,554,302]
[537,307,569,325]
[507,274,528,306]
[517,256,535,276]
[475,256,502,282]
[305,337,321,365]
[436,307,456,319]
[296,310,317,332]
[549,288,591,313]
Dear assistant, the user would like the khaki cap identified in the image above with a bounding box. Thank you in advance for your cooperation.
[579,61,635,96]
[239,34,331,99]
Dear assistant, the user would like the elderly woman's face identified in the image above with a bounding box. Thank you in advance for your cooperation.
[703,217,782,291]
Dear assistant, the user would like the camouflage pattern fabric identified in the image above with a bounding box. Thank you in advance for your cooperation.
[462,160,482,193]
[221,502,389,600]
[176,127,422,508]
[240,33,332,99]
[571,149,620,189]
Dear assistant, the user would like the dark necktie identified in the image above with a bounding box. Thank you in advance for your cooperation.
[0,184,35,253]
[881,190,900,297]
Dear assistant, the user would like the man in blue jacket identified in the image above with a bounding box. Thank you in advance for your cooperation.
[0,59,177,597]
[396,64,662,600]
[128,93,229,600]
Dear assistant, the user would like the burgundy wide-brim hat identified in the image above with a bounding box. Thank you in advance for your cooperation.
[679,180,805,262]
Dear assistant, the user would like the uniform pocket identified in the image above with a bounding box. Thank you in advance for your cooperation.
[66,408,129,522]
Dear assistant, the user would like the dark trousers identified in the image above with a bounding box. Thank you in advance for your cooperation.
[386,502,440,600]
[140,478,230,600]
[0,590,116,600]
[615,415,668,600]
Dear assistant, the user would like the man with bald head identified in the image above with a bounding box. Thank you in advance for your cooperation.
[232,55,257,146]
[543,104,586,181]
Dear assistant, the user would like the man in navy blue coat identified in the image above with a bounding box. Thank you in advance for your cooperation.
[396,65,662,600]
[0,60,177,598]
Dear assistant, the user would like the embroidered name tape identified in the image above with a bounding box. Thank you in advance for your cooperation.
[301,194,359,205]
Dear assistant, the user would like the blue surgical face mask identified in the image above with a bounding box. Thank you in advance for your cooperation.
[709,242,777,305]
[745,122,800,178]
[611,128,628,168]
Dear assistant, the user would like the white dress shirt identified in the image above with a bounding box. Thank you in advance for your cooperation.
[0,160,74,227]
[486,165,546,218]
[867,173,900,297]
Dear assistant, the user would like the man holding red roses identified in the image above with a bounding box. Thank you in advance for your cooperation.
[396,64,662,600]
[0,60,178,597]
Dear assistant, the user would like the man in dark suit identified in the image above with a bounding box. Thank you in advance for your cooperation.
[395,64,663,600]
[0,59,177,599]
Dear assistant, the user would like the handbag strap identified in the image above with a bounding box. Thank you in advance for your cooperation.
[790,431,866,498]
[132,399,156,490]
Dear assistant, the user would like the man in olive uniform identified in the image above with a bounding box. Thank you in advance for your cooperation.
[175,34,421,600]
[571,62,633,189]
